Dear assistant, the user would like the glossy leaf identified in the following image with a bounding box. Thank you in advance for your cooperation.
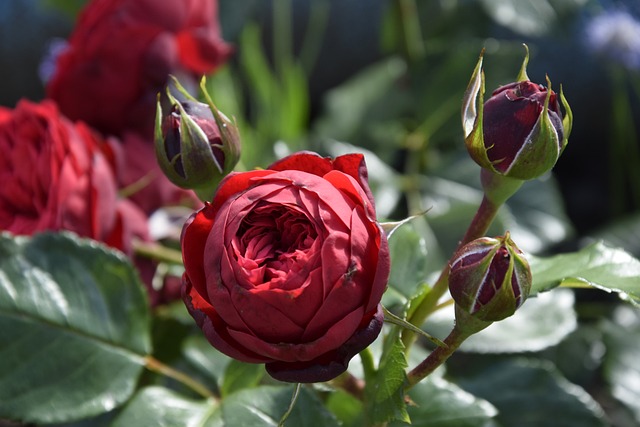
[364,334,410,425]
[390,376,498,427]
[0,232,151,424]
[529,241,640,304]
[457,359,607,427]
[426,290,577,353]
[602,306,640,423]
[182,334,233,392]
[220,385,339,427]
[220,359,265,397]
[111,386,221,427]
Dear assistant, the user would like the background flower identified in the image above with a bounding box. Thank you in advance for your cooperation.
[45,0,232,138]
[0,98,148,255]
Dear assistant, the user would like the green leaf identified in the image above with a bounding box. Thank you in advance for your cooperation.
[529,241,640,304]
[602,306,640,423]
[111,386,221,427]
[220,385,339,427]
[364,336,410,425]
[0,232,151,424]
[389,376,498,427]
[220,359,265,397]
[325,389,363,427]
[182,334,233,392]
[457,359,607,427]
[426,289,577,353]
[386,221,429,299]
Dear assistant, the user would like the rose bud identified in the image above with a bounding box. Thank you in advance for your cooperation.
[155,80,240,202]
[449,233,531,322]
[181,151,390,383]
[462,45,573,181]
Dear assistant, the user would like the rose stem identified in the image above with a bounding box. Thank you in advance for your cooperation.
[404,325,467,388]
[132,239,184,265]
[402,173,519,349]
[144,355,218,400]
[405,307,491,388]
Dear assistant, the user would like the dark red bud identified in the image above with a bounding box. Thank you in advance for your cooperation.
[483,81,564,174]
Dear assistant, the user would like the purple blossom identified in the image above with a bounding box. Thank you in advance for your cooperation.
[585,10,640,70]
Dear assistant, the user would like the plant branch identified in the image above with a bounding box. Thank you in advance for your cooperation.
[133,239,184,265]
[144,355,217,400]
[402,192,501,349]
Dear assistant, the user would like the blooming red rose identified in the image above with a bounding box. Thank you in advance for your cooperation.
[182,152,390,382]
[46,0,232,138]
[0,99,148,255]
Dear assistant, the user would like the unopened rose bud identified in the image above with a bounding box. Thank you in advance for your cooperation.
[462,45,573,181]
[154,78,240,201]
[449,233,531,322]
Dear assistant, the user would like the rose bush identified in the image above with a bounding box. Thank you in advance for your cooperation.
[181,151,390,383]
[0,99,148,255]
[46,0,231,138]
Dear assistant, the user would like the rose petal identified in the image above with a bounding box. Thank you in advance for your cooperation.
[183,276,269,363]
[228,306,364,362]
[181,203,216,300]
[265,305,384,383]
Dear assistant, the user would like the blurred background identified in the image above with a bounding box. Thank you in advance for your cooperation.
[3,0,640,242]
[2,1,640,424]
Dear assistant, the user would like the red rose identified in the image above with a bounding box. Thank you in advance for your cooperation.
[46,0,231,137]
[0,99,148,255]
[182,152,390,383]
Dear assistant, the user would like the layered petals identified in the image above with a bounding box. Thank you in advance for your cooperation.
[181,152,390,382]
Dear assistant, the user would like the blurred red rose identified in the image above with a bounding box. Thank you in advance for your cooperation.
[181,151,390,383]
[46,0,231,138]
[0,99,148,255]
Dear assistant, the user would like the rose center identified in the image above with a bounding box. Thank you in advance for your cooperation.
[234,203,318,285]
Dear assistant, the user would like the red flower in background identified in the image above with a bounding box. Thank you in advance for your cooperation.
[46,0,231,138]
[181,152,390,383]
[0,99,148,255]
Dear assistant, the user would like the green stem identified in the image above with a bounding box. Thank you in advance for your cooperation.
[144,355,217,400]
[133,239,184,265]
[405,306,491,388]
[397,0,425,61]
[360,347,376,384]
[402,190,501,349]
[405,325,467,388]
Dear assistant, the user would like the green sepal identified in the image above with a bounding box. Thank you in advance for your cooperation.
[516,44,530,82]
[559,84,572,152]
[199,76,241,176]
[503,75,561,180]
[462,50,496,174]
